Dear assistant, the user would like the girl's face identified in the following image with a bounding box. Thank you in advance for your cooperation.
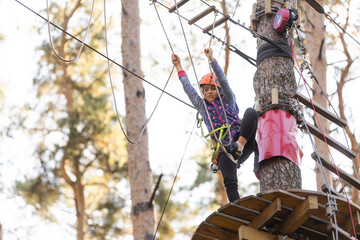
[203,84,219,102]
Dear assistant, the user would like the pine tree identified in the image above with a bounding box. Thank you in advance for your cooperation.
[14,1,129,239]
[121,0,155,239]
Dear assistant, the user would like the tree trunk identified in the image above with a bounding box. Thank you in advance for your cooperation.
[337,30,359,203]
[121,0,155,239]
[301,0,333,191]
[61,155,86,240]
[215,0,230,206]
[74,163,86,240]
[60,7,86,237]
[221,0,230,76]
[254,0,301,192]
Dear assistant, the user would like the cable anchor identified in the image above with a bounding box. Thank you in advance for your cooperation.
[326,195,339,218]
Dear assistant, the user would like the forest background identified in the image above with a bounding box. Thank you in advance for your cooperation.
[0,0,359,239]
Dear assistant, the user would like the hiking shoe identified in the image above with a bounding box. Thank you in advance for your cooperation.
[225,142,243,161]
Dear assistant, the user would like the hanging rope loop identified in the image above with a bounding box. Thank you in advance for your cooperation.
[46,0,96,62]
[104,0,175,144]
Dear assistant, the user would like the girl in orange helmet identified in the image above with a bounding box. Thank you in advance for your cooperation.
[171,48,258,202]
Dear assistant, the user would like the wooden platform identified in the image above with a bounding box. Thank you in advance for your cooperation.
[191,189,360,240]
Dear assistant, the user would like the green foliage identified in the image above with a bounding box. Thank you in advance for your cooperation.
[13,1,130,238]
[87,192,127,239]
[15,173,60,219]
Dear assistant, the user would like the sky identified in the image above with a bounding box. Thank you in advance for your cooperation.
[1,0,360,239]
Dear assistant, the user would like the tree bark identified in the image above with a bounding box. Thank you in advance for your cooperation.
[301,0,333,191]
[121,0,155,239]
[254,0,301,192]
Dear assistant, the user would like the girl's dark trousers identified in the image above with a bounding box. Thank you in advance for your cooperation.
[219,107,258,202]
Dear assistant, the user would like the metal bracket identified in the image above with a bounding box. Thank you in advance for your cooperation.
[325,195,339,218]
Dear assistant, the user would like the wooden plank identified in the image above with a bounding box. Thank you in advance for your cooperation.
[188,6,216,25]
[236,195,271,211]
[196,221,238,240]
[250,3,258,31]
[295,224,329,240]
[252,3,257,21]
[258,189,305,209]
[321,184,344,198]
[218,203,259,222]
[229,196,329,238]
[264,0,271,15]
[191,232,220,240]
[291,91,347,128]
[259,190,343,234]
[205,212,248,232]
[238,225,276,240]
[235,193,329,237]
[236,193,329,236]
[302,121,356,159]
[271,88,278,104]
[238,225,294,240]
[250,15,255,31]
[341,210,360,233]
[327,223,356,240]
[288,189,355,227]
[249,197,281,229]
[169,0,190,13]
[300,214,332,236]
[311,152,360,190]
[202,15,230,33]
[282,195,319,234]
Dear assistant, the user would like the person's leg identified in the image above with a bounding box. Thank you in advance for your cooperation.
[219,152,240,202]
[225,108,258,161]
[236,108,258,151]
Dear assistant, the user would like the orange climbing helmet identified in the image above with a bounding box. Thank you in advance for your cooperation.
[199,73,221,88]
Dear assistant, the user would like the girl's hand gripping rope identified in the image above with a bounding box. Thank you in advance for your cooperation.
[204,48,215,62]
[171,54,183,72]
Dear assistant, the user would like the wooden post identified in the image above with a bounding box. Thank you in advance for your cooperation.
[281,195,318,234]
[254,0,301,192]
[249,197,281,229]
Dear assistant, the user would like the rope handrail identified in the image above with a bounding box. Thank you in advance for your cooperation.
[104,0,176,144]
